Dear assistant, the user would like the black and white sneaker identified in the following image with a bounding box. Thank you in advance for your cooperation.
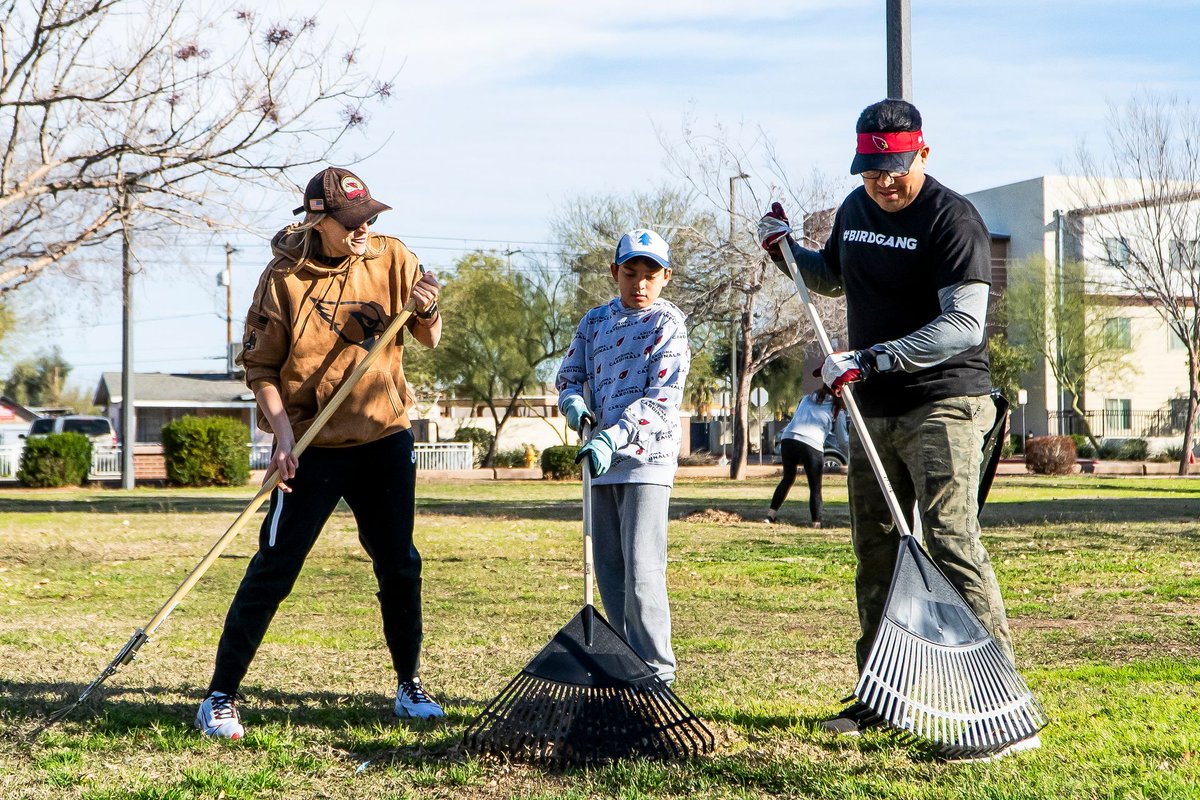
[939,732,1042,763]
[195,691,245,739]
[393,677,445,719]
[817,701,884,736]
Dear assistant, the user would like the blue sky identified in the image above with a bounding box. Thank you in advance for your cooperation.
[5,0,1200,392]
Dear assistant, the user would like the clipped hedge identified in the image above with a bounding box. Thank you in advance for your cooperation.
[452,427,493,467]
[541,445,582,480]
[162,415,250,487]
[1024,435,1077,475]
[18,432,92,487]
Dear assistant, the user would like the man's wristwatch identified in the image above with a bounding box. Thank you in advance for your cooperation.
[865,346,893,373]
[415,300,439,321]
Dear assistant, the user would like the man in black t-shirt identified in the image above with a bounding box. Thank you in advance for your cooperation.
[758,99,1028,752]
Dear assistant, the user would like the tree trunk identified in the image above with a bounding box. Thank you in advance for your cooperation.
[1179,353,1199,475]
[1068,394,1102,454]
[729,313,753,480]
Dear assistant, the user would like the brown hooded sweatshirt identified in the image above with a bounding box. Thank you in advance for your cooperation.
[237,228,425,447]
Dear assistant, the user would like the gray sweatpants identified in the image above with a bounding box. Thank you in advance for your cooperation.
[589,482,676,685]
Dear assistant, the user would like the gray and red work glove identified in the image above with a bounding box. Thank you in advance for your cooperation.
[821,349,881,396]
[757,202,796,256]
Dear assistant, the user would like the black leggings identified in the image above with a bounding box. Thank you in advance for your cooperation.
[208,430,423,694]
[770,438,824,523]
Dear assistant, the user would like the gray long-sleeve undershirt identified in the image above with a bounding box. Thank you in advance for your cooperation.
[879,281,988,372]
[774,244,988,372]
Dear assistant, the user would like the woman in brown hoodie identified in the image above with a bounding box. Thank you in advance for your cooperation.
[195,168,445,739]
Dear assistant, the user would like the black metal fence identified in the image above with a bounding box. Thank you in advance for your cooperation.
[1048,410,1195,438]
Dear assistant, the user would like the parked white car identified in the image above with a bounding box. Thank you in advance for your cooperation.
[25,415,117,448]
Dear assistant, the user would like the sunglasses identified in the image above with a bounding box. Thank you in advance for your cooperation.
[334,214,377,230]
[860,168,911,180]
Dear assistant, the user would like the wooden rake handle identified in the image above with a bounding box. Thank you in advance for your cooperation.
[141,292,422,637]
[776,242,913,538]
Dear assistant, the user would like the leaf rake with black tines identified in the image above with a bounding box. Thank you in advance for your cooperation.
[853,535,1048,758]
[462,606,714,764]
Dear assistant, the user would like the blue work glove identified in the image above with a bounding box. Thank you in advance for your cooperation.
[756,202,795,255]
[561,395,594,432]
[821,349,879,396]
[575,430,616,477]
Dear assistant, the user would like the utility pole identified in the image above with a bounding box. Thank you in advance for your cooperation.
[120,179,136,490]
[225,243,234,360]
[886,0,912,101]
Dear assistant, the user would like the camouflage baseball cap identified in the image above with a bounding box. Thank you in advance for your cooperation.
[293,167,392,229]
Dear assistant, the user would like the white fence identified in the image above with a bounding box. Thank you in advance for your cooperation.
[250,442,473,471]
[414,442,473,471]
[0,443,121,481]
[0,440,476,483]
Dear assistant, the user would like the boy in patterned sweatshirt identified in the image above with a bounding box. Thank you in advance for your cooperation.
[555,228,691,685]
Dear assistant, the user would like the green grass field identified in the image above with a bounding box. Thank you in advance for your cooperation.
[1,474,1199,799]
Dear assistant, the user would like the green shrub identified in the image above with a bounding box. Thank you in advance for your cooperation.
[1069,434,1095,458]
[492,445,538,468]
[18,432,92,487]
[1154,445,1185,463]
[1096,439,1122,459]
[452,427,493,467]
[1024,435,1077,475]
[541,445,581,480]
[1118,438,1149,461]
[162,416,250,487]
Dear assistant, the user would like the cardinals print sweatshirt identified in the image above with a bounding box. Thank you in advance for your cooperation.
[556,298,690,487]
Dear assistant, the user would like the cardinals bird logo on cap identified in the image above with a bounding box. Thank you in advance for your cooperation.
[872,135,889,151]
[340,175,367,200]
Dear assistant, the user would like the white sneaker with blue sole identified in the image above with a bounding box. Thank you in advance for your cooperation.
[394,677,444,719]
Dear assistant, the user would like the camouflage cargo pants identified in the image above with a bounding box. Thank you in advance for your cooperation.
[847,394,1014,671]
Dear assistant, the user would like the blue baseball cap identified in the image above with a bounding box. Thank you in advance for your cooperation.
[614,229,670,270]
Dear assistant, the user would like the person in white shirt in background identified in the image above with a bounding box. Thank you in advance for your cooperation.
[768,385,838,527]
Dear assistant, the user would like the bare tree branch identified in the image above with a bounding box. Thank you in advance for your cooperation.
[0,0,394,294]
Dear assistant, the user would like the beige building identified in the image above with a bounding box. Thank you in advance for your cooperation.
[968,176,1196,447]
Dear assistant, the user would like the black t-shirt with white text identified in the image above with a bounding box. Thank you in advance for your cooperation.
[820,175,992,416]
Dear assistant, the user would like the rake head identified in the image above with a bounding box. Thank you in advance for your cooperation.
[854,536,1048,758]
[462,607,714,764]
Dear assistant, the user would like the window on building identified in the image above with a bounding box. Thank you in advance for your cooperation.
[1171,239,1200,271]
[1104,237,1131,267]
[1103,317,1132,350]
[1169,327,1189,351]
[1104,398,1132,431]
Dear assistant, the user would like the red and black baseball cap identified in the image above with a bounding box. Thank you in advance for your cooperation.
[293,167,391,229]
[850,130,926,175]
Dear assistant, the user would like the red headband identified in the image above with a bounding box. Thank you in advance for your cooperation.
[856,130,925,154]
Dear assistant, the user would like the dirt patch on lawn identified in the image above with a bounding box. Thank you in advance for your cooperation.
[680,508,747,525]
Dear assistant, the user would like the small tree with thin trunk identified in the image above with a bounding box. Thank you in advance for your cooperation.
[1005,256,1135,452]
[1068,92,1200,473]
[433,253,576,468]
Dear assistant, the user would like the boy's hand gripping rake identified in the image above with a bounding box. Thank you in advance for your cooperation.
[31,290,423,737]
[461,423,714,764]
[776,239,1047,758]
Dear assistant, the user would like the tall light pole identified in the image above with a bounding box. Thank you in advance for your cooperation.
[728,172,749,474]
[119,178,136,490]
[223,242,236,374]
[886,0,912,101]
